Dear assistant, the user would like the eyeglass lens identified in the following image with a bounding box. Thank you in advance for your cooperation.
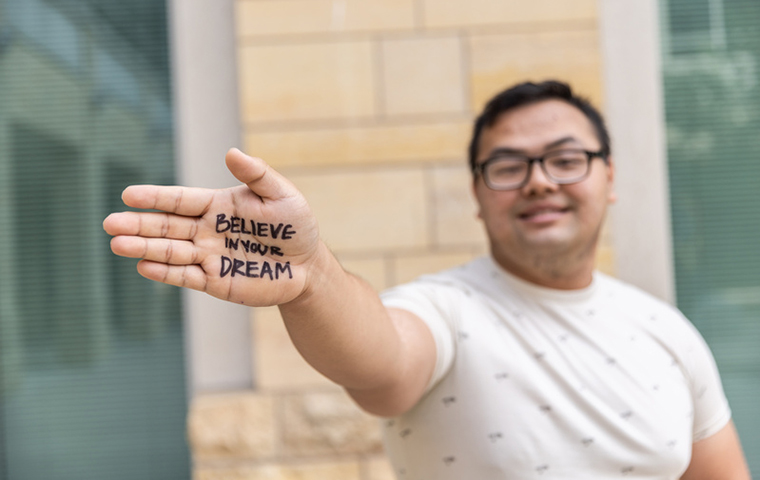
[484,150,590,189]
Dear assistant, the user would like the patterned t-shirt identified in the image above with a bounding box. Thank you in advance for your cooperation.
[380,256,731,480]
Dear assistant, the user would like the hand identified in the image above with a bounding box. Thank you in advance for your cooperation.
[103,148,321,306]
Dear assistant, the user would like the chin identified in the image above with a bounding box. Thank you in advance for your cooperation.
[518,229,576,249]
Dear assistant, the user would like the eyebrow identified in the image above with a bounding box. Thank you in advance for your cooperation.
[544,136,580,150]
[487,136,581,156]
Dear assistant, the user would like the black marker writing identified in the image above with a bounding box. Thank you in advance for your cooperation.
[216,214,295,240]
[219,255,292,280]
[225,237,284,257]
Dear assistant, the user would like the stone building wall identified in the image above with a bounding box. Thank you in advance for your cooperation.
[189,1,611,479]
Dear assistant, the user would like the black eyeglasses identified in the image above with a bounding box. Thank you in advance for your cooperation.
[472,149,608,191]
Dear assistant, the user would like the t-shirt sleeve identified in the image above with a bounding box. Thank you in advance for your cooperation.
[380,280,459,393]
[676,313,732,442]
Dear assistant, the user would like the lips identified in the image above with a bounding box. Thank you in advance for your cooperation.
[517,204,570,223]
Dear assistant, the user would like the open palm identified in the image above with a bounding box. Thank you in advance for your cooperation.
[103,149,320,306]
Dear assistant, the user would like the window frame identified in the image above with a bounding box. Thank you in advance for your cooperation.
[168,0,253,395]
[599,0,676,304]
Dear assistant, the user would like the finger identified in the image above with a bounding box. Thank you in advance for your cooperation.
[103,212,200,240]
[110,236,201,265]
[225,148,294,201]
[121,185,217,216]
[137,260,210,292]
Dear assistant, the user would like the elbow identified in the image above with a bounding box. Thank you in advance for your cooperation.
[345,383,424,418]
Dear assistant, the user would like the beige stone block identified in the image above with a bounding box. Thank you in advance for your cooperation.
[245,121,470,168]
[431,165,488,247]
[289,169,428,252]
[239,42,375,123]
[381,36,466,116]
[595,243,615,276]
[594,220,615,276]
[469,30,603,112]
[253,307,336,390]
[364,457,397,480]
[188,392,276,460]
[236,0,414,37]
[195,461,361,480]
[336,257,388,292]
[391,251,476,285]
[594,218,615,275]
[281,391,383,456]
[423,0,596,28]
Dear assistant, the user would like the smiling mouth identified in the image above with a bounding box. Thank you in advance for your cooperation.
[518,207,570,223]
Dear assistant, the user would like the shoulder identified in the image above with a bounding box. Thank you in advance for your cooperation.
[595,272,684,318]
[595,273,718,367]
[379,257,496,343]
[594,273,712,353]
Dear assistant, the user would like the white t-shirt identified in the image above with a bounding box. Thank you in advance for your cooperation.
[380,256,731,480]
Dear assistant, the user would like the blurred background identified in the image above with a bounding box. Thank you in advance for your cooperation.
[0,0,757,478]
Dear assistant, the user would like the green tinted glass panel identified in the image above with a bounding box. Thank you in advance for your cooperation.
[660,0,760,473]
[0,0,189,478]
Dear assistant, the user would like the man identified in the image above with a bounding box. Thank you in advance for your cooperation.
[104,81,750,478]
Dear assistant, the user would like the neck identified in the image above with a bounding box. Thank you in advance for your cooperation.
[490,242,597,290]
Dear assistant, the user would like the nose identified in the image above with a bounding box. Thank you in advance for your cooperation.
[520,160,558,196]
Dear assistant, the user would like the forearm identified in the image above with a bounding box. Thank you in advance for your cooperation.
[277,242,406,393]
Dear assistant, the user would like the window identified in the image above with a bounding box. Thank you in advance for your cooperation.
[0,0,189,478]
[661,0,760,472]
[664,0,727,53]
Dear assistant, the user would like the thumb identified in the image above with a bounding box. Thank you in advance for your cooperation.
[225,148,293,200]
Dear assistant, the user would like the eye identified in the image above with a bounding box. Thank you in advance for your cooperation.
[546,151,586,171]
[489,159,527,177]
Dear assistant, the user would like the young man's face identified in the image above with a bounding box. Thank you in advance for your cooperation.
[472,99,616,281]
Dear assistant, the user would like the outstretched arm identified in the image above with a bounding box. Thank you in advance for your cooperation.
[103,148,435,416]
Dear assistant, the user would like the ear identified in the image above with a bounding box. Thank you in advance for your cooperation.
[605,155,617,204]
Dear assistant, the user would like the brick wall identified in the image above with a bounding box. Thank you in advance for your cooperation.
[190,1,611,479]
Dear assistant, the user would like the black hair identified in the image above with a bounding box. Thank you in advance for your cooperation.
[468,80,611,172]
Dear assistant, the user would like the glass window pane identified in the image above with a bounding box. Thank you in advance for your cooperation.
[0,0,189,478]
[660,0,760,473]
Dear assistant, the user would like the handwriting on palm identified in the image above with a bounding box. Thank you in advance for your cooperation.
[103,149,320,306]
